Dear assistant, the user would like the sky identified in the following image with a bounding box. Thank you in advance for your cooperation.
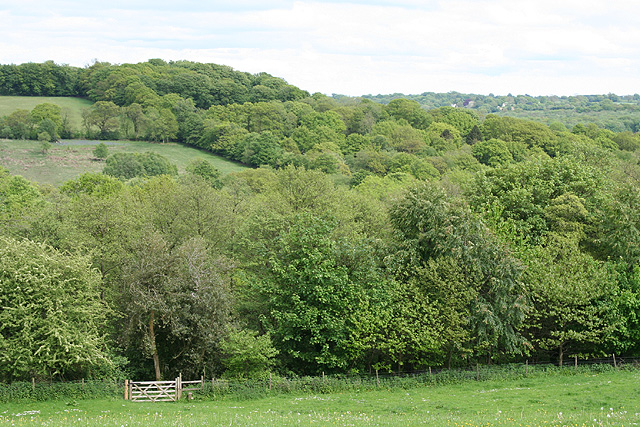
[1,0,639,97]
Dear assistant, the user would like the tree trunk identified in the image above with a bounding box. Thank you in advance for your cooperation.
[149,310,161,381]
[559,343,564,368]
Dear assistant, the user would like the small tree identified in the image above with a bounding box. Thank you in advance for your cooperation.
[185,158,222,188]
[220,330,278,378]
[38,134,52,154]
[93,142,109,160]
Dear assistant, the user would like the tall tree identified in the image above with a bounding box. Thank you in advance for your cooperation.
[117,233,232,380]
[390,183,528,361]
[0,236,111,381]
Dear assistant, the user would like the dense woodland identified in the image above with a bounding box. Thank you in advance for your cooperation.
[1,60,640,382]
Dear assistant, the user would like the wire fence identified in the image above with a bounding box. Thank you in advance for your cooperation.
[2,356,638,403]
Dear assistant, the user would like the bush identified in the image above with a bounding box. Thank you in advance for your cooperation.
[103,152,177,180]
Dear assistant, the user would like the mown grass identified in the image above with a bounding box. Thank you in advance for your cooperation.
[0,96,93,129]
[0,139,248,186]
[2,368,639,426]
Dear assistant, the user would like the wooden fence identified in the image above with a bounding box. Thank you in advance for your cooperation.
[124,376,203,402]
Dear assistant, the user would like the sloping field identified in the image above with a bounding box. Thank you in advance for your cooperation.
[0,96,93,129]
[0,139,248,186]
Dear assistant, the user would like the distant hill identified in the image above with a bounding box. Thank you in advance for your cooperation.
[360,92,640,132]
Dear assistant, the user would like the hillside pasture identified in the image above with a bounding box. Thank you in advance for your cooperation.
[0,139,248,186]
[0,96,93,129]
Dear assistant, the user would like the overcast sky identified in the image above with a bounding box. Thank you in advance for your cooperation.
[1,0,638,96]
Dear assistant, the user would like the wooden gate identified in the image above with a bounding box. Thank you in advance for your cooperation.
[125,377,203,402]
[126,379,178,402]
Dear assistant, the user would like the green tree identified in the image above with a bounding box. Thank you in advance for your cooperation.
[386,99,431,130]
[37,118,59,142]
[472,138,513,167]
[185,158,222,188]
[390,183,528,361]
[117,234,232,380]
[219,330,278,378]
[93,142,109,160]
[252,213,371,373]
[103,152,177,180]
[84,101,120,139]
[30,103,62,137]
[426,122,463,152]
[524,237,620,365]
[4,109,32,139]
[39,137,52,154]
[0,236,112,380]
[0,168,43,236]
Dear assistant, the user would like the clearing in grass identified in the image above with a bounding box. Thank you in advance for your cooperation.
[0,139,247,186]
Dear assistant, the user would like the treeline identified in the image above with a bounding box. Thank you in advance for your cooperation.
[0,59,308,105]
[363,92,640,132]
[2,60,640,383]
[2,141,640,381]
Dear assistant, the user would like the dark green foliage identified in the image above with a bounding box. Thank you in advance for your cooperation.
[103,152,177,179]
[92,142,109,160]
[0,380,122,403]
[185,158,222,187]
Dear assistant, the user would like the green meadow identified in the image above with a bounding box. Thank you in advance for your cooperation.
[0,96,93,129]
[1,368,639,426]
[0,139,247,186]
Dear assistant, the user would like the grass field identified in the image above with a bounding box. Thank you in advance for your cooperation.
[0,139,248,186]
[0,96,93,129]
[1,369,639,426]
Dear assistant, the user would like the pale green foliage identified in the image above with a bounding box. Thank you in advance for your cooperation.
[390,183,528,360]
[220,330,278,378]
[426,122,463,152]
[0,168,43,235]
[0,236,111,380]
[472,138,513,166]
[524,237,620,363]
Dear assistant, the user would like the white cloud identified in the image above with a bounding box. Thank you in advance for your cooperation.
[0,0,638,95]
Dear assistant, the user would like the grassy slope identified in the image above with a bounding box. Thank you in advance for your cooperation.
[1,369,638,426]
[0,139,247,186]
[0,96,93,129]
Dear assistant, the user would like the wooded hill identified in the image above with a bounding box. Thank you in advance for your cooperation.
[1,60,640,382]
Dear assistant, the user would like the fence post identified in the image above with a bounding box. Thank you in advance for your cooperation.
[32,378,35,393]
[525,360,528,375]
[269,372,272,390]
[476,363,479,381]
[574,355,578,368]
[613,354,617,369]
[124,379,129,400]
[201,376,204,391]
